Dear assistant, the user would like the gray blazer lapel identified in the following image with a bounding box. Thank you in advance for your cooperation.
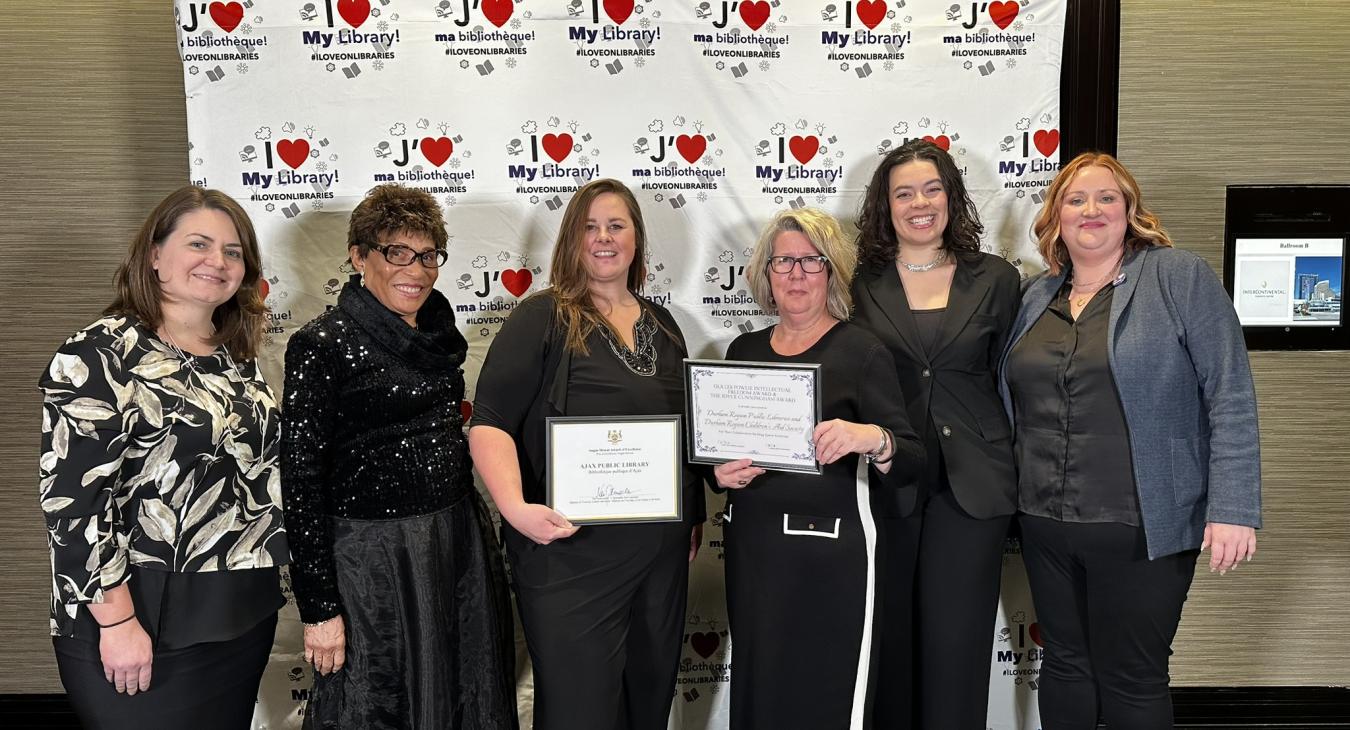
[1108,246,1150,336]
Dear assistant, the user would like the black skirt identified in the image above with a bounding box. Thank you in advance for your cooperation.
[305,493,518,730]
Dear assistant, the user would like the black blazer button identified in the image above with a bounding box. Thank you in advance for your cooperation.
[941,425,952,437]
[921,368,931,377]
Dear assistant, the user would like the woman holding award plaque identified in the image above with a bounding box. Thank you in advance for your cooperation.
[714,208,925,729]
[851,139,1021,729]
[469,179,706,730]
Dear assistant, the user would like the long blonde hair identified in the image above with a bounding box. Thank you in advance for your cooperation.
[1033,152,1173,276]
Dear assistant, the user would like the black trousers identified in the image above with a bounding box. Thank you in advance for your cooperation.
[1020,515,1198,730]
[505,521,690,730]
[873,488,1012,730]
[53,612,276,730]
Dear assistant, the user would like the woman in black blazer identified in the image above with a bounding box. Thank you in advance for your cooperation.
[851,139,1020,729]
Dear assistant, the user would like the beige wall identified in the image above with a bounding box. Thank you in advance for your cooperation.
[1118,0,1350,685]
[0,3,190,691]
[1,0,1347,692]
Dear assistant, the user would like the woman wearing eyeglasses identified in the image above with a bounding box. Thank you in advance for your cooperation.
[280,184,517,729]
[714,208,924,729]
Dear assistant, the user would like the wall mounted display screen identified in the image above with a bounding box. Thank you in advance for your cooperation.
[1231,237,1343,327]
[1224,186,1350,350]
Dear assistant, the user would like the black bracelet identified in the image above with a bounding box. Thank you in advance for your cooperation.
[96,613,137,629]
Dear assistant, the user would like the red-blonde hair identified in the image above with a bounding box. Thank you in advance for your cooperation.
[1033,152,1173,275]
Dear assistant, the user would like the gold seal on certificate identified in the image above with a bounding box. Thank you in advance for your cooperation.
[684,359,823,474]
[546,415,684,525]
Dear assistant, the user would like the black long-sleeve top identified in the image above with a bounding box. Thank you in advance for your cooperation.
[280,277,474,623]
[471,292,707,525]
[1005,281,1141,525]
[723,322,926,509]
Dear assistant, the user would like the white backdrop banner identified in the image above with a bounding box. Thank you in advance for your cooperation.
[175,1,1060,727]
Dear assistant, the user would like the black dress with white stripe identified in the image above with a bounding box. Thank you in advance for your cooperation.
[723,322,923,730]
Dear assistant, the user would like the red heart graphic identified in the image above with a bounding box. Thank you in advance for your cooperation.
[208,1,243,33]
[1033,129,1060,158]
[603,0,635,25]
[501,268,533,297]
[276,139,310,170]
[923,134,951,151]
[459,400,473,422]
[420,136,454,167]
[788,135,819,165]
[675,134,707,165]
[1028,622,1044,647]
[856,0,886,30]
[989,0,1019,30]
[541,133,573,164]
[258,277,270,299]
[482,0,513,28]
[690,631,719,659]
[739,0,770,31]
[337,0,370,28]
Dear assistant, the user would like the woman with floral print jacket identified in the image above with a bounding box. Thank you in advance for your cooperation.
[38,186,288,730]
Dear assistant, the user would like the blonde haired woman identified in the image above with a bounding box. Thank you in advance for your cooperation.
[715,208,924,729]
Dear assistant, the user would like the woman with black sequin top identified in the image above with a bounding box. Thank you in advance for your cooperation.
[280,185,516,729]
[470,179,707,730]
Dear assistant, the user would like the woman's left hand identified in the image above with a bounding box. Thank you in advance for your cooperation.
[1202,522,1257,575]
[813,420,883,465]
[689,524,703,563]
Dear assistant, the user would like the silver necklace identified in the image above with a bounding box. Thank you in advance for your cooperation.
[898,248,948,273]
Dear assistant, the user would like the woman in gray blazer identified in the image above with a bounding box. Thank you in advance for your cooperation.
[999,152,1261,730]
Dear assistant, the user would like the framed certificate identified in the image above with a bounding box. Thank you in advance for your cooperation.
[546,415,684,525]
[684,359,822,474]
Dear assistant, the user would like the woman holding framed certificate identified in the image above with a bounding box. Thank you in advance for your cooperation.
[851,139,1021,729]
[469,179,706,730]
[713,208,925,729]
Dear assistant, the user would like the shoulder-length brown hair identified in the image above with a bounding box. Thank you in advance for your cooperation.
[1033,152,1174,275]
[546,178,652,354]
[105,186,267,360]
[856,138,984,269]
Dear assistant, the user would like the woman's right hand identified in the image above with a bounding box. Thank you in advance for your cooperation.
[715,458,765,490]
[99,620,153,695]
[304,616,347,675]
[502,502,579,545]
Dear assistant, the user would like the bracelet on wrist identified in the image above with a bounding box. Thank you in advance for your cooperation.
[304,615,339,628]
[869,427,895,465]
[96,613,137,629]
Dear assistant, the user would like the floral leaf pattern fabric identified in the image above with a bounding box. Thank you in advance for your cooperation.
[38,316,288,636]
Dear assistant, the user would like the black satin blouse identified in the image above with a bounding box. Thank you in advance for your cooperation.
[1005,281,1141,526]
[280,276,474,623]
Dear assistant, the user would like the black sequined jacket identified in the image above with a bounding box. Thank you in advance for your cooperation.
[280,277,472,623]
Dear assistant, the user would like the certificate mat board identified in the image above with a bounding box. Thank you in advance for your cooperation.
[685,359,822,474]
[546,415,684,524]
